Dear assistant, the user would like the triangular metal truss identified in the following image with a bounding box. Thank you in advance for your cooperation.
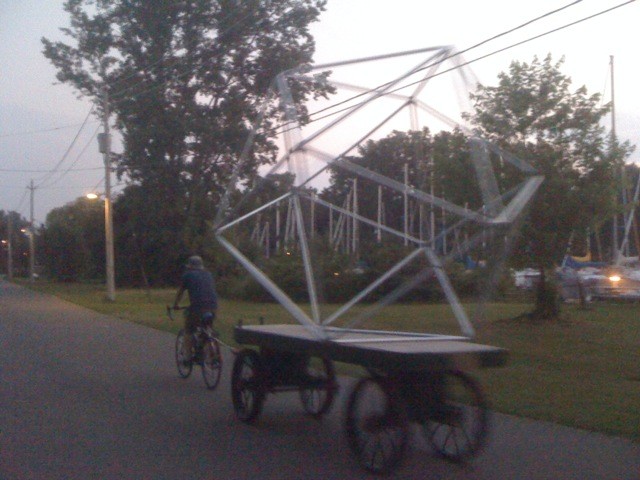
[214,46,543,341]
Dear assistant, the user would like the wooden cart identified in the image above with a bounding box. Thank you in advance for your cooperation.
[231,323,507,474]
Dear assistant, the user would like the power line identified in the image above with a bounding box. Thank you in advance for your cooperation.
[34,106,94,189]
[13,189,28,214]
[273,0,635,138]
[0,120,99,138]
[0,166,102,173]
[38,124,101,189]
[296,0,592,126]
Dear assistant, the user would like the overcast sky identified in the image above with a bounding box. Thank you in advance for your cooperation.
[1,0,638,224]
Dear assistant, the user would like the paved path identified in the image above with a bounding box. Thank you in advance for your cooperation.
[0,280,638,479]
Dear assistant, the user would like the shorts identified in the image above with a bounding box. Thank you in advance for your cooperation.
[184,307,216,334]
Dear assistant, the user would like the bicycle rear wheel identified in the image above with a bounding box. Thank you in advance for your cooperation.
[175,329,193,378]
[201,337,222,390]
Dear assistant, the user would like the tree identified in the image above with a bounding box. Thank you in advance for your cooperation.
[42,0,333,284]
[321,128,481,248]
[41,198,105,281]
[467,54,633,319]
[0,211,31,278]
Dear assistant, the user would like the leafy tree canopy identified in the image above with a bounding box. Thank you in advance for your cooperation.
[42,0,333,283]
[467,54,635,318]
[467,55,632,268]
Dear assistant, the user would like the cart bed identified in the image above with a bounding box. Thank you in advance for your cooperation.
[235,324,507,371]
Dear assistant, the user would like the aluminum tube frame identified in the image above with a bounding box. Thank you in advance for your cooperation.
[304,191,423,245]
[293,50,449,150]
[216,192,292,234]
[292,193,321,323]
[491,175,544,224]
[616,172,640,263]
[323,248,426,327]
[309,45,451,71]
[423,247,475,338]
[315,151,488,222]
[216,234,327,340]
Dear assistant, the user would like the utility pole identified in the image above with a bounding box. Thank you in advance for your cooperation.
[100,87,116,301]
[7,214,13,281]
[28,180,35,283]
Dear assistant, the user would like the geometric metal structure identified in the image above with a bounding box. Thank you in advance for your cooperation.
[214,46,543,342]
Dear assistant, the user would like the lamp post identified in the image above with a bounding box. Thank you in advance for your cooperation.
[20,227,34,281]
[29,180,35,283]
[1,240,7,278]
[7,214,13,280]
[87,189,115,301]
[86,188,116,302]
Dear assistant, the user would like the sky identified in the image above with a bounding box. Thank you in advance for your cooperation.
[1,0,639,225]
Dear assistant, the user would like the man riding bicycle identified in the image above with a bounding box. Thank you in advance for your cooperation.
[173,255,218,362]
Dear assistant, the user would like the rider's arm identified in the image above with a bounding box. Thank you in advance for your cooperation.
[173,285,185,308]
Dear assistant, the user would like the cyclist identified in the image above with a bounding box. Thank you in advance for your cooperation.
[173,255,218,361]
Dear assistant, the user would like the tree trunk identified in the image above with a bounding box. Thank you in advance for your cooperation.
[532,267,561,320]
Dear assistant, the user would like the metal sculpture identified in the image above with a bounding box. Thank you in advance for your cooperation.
[214,46,543,341]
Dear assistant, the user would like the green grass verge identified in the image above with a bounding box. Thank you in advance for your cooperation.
[15,279,640,442]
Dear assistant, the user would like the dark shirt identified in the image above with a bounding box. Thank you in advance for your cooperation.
[181,269,217,311]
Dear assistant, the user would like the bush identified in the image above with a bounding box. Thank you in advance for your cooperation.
[216,244,512,305]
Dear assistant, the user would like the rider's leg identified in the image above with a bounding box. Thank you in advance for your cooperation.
[183,309,198,360]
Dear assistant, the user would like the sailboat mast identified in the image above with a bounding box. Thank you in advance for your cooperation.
[611,55,619,263]
[610,55,616,140]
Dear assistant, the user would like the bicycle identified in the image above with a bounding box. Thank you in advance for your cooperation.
[167,306,223,390]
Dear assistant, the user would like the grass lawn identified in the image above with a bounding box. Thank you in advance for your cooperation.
[15,279,640,442]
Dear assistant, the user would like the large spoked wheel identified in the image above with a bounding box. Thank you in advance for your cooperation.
[231,349,266,423]
[346,376,409,474]
[175,329,192,378]
[299,357,336,418]
[201,337,222,390]
[422,370,489,462]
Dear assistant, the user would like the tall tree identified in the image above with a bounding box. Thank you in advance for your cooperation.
[41,198,105,281]
[42,0,332,284]
[0,211,31,278]
[467,54,633,319]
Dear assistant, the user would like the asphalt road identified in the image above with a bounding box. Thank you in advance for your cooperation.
[0,280,638,480]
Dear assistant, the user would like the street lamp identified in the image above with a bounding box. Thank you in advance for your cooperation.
[1,240,7,280]
[87,191,115,301]
[20,227,35,282]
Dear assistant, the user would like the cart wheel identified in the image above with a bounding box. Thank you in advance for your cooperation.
[201,338,222,390]
[231,349,266,423]
[345,376,408,474]
[299,357,336,418]
[175,329,193,378]
[423,370,489,462]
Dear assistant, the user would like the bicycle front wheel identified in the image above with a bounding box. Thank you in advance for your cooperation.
[201,338,222,390]
[175,329,193,378]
